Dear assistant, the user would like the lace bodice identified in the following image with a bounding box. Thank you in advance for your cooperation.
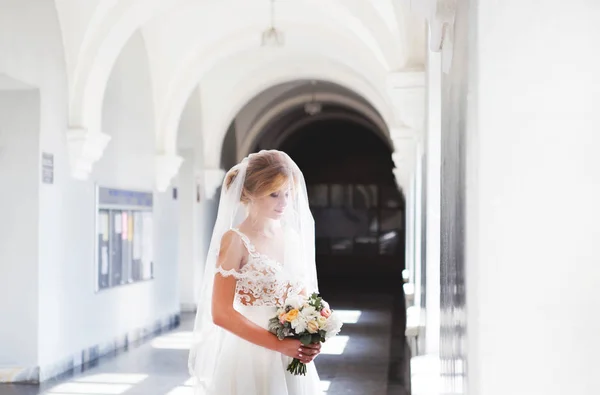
[216,228,305,307]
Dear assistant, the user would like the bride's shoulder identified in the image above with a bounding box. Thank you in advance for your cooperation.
[219,229,245,252]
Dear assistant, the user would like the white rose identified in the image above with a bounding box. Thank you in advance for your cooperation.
[285,295,305,310]
[323,312,343,340]
[317,316,327,328]
[300,306,317,320]
[291,313,308,334]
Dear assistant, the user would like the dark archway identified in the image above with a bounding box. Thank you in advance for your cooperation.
[276,119,406,291]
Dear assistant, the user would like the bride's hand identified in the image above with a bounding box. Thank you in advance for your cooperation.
[300,342,321,363]
[278,339,321,363]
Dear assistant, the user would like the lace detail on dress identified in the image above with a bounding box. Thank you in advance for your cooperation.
[215,228,304,307]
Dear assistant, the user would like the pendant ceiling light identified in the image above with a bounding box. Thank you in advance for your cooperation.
[261,0,284,47]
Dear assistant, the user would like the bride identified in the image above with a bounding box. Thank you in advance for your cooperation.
[188,150,323,395]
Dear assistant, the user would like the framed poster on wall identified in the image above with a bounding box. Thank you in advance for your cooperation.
[95,186,154,292]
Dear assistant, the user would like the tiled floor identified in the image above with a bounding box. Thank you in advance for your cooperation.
[0,292,410,395]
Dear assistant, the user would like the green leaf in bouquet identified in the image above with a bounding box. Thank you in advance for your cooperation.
[300,334,312,345]
[277,327,287,340]
[318,330,326,342]
[268,320,281,335]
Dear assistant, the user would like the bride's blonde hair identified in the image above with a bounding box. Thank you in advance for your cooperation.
[225,150,298,204]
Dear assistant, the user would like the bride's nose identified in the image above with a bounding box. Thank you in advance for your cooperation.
[277,194,289,208]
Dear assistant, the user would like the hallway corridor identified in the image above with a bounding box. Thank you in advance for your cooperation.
[0,292,409,395]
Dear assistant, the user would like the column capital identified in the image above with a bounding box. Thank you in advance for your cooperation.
[156,154,183,192]
[390,126,419,141]
[393,168,411,193]
[66,127,111,180]
[202,168,226,201]
[386,71,426,136]
[400,0,457,72]
[391,135,419,192]
[386,70,426,91]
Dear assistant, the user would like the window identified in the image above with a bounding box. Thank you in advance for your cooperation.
[310,183,404,259]
[96,187,154,291]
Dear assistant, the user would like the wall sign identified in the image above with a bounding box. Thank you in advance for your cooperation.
[42,152,54,184]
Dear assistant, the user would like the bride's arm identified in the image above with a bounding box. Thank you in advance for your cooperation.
[211,231,316,361]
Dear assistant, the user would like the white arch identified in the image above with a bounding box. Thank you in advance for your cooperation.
[202,61,395,168]
[157,35,394,164]
[164,57,394,168]
[239,92,391,158]
[267,112,391,158]
[67,0,167,130]
[65,0,399,135]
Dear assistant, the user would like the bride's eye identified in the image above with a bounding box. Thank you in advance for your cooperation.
[270,192,280,198]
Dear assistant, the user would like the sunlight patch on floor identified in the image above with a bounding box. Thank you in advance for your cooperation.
[333,309,362,324]
[151,331,195,350]
[73,373,148,384]
[164,386,194,395]
[45,382,132,394]
[321,335,350,355]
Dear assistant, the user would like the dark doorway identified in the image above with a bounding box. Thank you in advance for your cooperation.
[276,119,406,291]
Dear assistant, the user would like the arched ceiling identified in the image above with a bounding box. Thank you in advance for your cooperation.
[233,80,392,161]
[53,0,428,184]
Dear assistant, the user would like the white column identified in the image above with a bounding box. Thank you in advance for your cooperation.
[425,37,442,355]
[191,168,225,303]
[467,2,600,395]
[391,131,419,291]
[406,173,416,286]
[177,149,197,312]
[387,70,426,299]
[413,142,425,309]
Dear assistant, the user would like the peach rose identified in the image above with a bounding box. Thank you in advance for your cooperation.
[307,320,319,334]
[285,309,299,322]
[320,307,332,318]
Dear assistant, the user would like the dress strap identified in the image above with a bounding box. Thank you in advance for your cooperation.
[230,228,259,258]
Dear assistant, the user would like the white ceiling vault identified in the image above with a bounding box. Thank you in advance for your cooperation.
[52,0,455,190]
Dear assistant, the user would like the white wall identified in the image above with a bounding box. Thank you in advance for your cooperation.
[0,0,69,377]
[36,30,180,379]
[467,1,600,394]
[0,89,40,368]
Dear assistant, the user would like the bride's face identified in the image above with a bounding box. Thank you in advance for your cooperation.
[251,185,291,220]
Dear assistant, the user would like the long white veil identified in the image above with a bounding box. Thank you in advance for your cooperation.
[188,150,318,391]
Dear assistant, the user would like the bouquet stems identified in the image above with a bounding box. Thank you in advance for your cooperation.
[287,357,308,376]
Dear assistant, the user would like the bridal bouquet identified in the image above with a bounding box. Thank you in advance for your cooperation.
[268,292,343,375]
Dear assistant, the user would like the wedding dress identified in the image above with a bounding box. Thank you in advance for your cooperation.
[188,151,322,395]
[205,228,322,395]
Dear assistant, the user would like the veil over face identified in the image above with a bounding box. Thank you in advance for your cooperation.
[188,150,318,389]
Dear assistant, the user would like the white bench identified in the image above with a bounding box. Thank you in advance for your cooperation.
[403,282,415,307]
[410,354,441,395]
[405,305,423,356]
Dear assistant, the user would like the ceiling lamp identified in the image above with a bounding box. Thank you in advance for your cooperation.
[261,0,284,47]
[304,80,322,115]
